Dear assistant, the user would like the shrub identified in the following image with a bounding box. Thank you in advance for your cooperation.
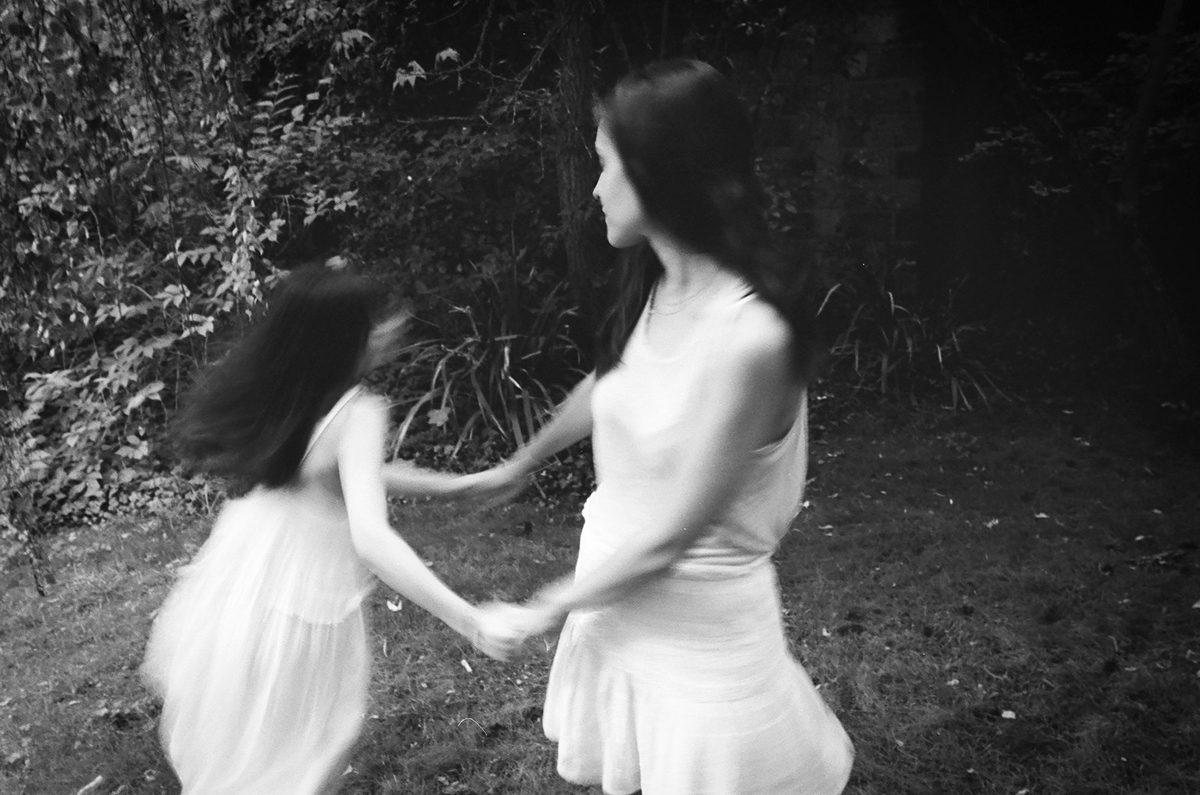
[1,2,365,532]
[380,266,586,468]
[820,258,1007,409]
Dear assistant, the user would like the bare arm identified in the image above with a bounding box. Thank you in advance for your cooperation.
[455,372,597,502]
[507,371,596,474]
[380,459,471,499]
[337,397,480,639]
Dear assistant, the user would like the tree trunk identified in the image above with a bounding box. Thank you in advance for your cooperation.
[553,0,602,342]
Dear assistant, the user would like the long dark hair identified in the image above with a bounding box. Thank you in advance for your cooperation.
[175,267,381,488]
[593,59,824,382]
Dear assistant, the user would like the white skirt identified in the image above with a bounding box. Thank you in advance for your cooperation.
[142,490,372,794]
[543,558,854,795]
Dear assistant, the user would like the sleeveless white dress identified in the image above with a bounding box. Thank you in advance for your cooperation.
[142,388,377,794]
[542,287,854,794]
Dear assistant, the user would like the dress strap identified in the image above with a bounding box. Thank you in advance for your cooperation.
[301,386,363,464]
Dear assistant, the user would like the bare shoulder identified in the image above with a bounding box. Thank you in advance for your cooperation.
[300,389,388,475]
[335,390,389,443]
[695,295,800,442]
[706,296,792,373]
[348,390,389,418]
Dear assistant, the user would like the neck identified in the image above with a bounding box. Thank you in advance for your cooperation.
[648,238,724,298]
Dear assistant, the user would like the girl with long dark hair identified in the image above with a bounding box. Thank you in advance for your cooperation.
[142,267,520,793]
[463,59,854,793]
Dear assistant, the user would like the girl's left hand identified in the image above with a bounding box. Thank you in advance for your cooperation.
[471,602,530,662]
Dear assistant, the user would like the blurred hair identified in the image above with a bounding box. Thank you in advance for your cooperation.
[175,266,383,488]
[593,58,824,382]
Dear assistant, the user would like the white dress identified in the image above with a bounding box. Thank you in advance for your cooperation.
[142,388,377,794]
[542,286,855,794]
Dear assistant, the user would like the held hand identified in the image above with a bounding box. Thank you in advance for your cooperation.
[511,600,567,640]
[454,458,535,508]
[470,602,529,662]
[522,579,573,637]
[470,600,566,661]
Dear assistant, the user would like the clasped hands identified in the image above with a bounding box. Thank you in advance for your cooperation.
[449,458,565,661]
[450,456,536,509]
[470,598,564,662]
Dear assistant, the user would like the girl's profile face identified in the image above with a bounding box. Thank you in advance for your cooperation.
[361,311,407,372]
[592,125,647,249]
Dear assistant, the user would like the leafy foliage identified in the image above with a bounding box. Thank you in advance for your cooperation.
[305,23,588,469]
[385,276,585,465]
[0,0,366,534]
[0,411,50,593]
[0,0,1016,559]
[0,0,601,547]
[961,25,1200,204]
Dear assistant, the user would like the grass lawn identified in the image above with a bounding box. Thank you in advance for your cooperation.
[2,375,1198,794]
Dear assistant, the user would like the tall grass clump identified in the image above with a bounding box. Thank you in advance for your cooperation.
[820,258,1008,410]
[378,261,586,472]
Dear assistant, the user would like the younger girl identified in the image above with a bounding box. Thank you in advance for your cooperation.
[142,267,518,793]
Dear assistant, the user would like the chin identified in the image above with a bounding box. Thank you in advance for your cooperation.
[606,228,644,249]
